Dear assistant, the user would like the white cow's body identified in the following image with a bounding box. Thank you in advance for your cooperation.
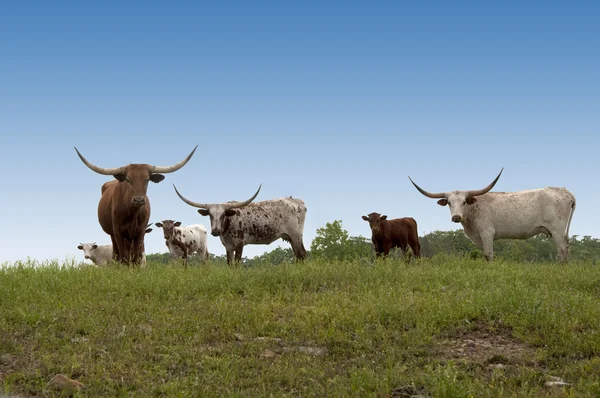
[409,170,576,262]
[456,188,576,260]
[78,243,113,265]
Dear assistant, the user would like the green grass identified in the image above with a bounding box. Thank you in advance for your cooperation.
[2,256,600,397]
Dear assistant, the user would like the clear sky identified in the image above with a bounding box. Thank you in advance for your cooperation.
[1,1,598,264]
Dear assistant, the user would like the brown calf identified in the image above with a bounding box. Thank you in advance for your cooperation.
[362,212,421,259]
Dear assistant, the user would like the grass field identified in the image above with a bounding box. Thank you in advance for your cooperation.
[1,256,600,397]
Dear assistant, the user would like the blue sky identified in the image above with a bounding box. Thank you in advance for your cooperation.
[1,1,598,263]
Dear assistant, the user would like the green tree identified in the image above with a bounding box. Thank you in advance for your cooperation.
[311,220,372,260]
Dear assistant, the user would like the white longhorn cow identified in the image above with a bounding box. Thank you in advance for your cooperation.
[173,184,307,265]
[155,220,209,267]
[408,169,576,262]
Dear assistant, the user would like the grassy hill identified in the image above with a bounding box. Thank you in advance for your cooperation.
[1,257,600,396]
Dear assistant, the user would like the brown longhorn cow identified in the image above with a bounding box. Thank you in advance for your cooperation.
[362,213,421,259]
[75,146,198,266]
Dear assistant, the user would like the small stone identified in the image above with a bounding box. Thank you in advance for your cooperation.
[261,350,276,358]
[47,374,85,391]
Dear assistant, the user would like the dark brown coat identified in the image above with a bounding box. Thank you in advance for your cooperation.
[362,212,421,258]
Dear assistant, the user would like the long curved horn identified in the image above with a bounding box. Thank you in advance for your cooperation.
[173,185,213,209]
[225,184,262,209]
[151,145,198,174]
[467,168,504,197]
[74,147,123,176]
[408,177,446,199]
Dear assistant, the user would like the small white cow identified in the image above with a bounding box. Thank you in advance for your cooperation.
[77,243,113,266]
[155,220,209,267]
[79,225,153,267]
[408,168,577,262]
[77,243,149,267]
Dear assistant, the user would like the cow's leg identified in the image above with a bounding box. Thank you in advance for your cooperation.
[131,235,145,267]
[225,248,234,265]
[410,238,421,258]
[234,244,244,265]
[290,235,307,261]
[112,230,128,264]
[480,233,495,262]
[110,235,120,262]
[551,231,569,262]
[182,246,189,269]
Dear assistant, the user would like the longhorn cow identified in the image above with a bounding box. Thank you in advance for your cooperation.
[408,169,576,262]
[74,146,197,266]
[173,185,307,265]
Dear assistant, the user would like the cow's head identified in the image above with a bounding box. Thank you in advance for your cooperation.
[74,146,198,208]
[77,242,98,260]
[173,184,262,237]
[408,169,503,223]
[362,212,387,234]
[155,220,181,240]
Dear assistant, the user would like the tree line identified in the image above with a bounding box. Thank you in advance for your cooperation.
[146,220,600,265]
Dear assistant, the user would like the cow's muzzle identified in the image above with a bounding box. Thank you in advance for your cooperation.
[211,229,221,237]
[452,215,462,223]
[132,196,146,207]
[85,255,90,259]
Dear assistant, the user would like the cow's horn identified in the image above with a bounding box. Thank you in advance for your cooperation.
[74,147,124,176]
[408,177,446,199]
[225,184,262,210]
[467,168,504,197]
[151,145,198,174]
[173,185,213,209]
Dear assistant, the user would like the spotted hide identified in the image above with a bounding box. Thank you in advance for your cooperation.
[173,185,308,265]
[155,220,209,267]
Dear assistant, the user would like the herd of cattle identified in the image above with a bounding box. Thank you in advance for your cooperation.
[74,147,577,266]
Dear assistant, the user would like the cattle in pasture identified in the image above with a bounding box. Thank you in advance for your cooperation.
[173,184,308,265]
[155,220,209,267]
[408,168,577,262]
[362,213,421,259]
[78,225,153,267]
[74,145,197,266]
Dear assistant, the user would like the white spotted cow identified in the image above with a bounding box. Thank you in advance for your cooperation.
[154,220,209,267]
[173,184,308,265]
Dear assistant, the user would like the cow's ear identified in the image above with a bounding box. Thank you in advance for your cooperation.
[437,198,448,206]
[362,215,368,221]
[174,221,182,227]
[225,209,237,217]
[198,209,210,216]
[145,228,153,234]
[466,197,477,205]
[381,215,387,220]
[77,245,83,250]
[92,244,98,249]
[155,222,163,228]
[150,174,165,183]
[114,174,127,182]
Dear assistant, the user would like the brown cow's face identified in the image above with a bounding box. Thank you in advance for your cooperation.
[114,165,165,207]
[155,220,181,240]
[198,206,237,236]
[362,212,387,234]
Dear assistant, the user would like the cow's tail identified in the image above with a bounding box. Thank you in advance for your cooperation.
[564,190,576,241]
